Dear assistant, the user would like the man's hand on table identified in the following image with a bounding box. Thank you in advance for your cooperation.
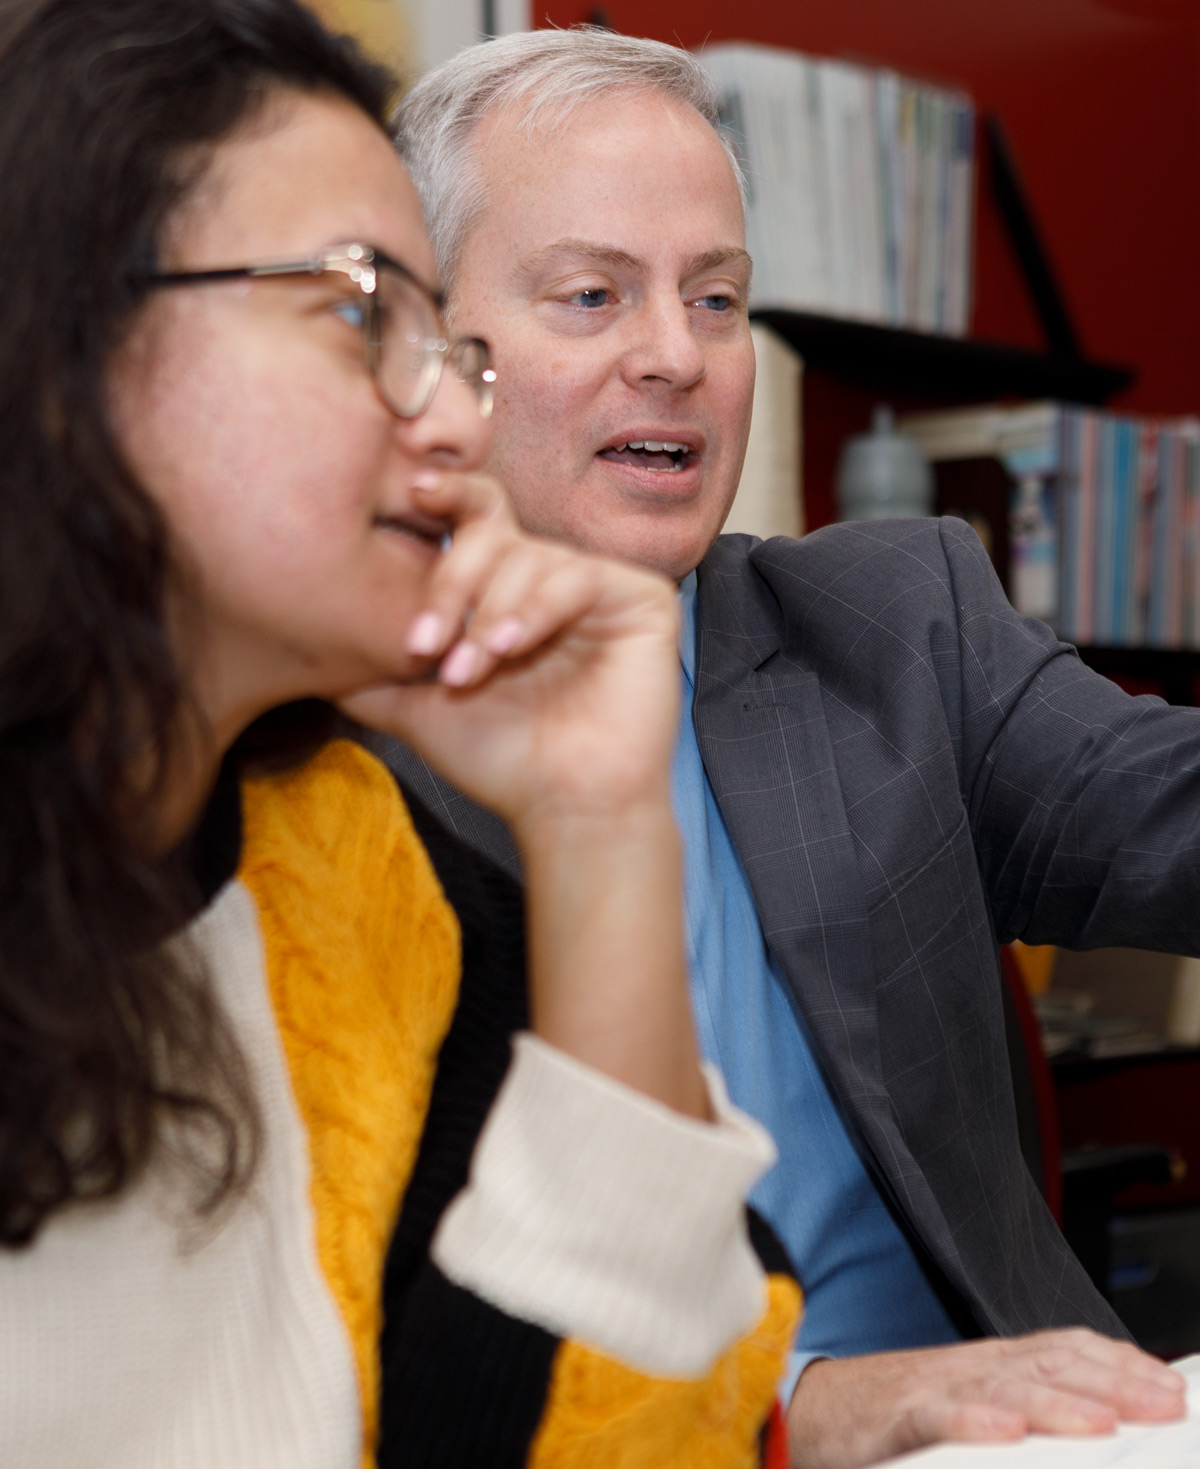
[786,1330,1187,1468]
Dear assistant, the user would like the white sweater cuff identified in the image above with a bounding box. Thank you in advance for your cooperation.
[431,1032,777,1377]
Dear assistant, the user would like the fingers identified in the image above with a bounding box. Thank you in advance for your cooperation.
[457,540,605,669]
[419,536,606,691]
[902,1348,1115,1453]
[927,1331,1185,1445]
[914,1398,1026,1445]
[1008,1330,1185,1424]
[402,470,515,677]
[1065,1329,1186,1417]
[901,1371,1111,1455]
[402,470,632,690]
[787,1333,1186,1469]
[985,1374,1118,1435]
[411,466,512,533]
[403,469,538,684]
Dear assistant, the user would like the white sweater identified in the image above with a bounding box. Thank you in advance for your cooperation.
[0,873,778,1467]
[0,882,362,1469]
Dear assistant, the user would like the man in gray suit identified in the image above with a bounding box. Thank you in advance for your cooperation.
[386,27,1189,1466]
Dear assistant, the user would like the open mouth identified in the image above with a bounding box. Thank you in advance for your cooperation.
[598,440,695,474]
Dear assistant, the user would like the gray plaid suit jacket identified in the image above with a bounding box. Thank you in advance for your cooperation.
[379,514,1200,1341]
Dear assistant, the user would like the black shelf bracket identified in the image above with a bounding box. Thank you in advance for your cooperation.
[986,114,1083,363]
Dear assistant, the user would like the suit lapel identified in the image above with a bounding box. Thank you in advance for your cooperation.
[692,545,885,1113]
[692,542,966,1288]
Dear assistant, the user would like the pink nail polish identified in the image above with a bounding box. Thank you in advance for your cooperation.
[440,642,478,686]
[407,611,444,655]
[486,617,523,655]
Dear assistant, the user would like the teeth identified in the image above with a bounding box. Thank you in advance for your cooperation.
[612,440,690,454]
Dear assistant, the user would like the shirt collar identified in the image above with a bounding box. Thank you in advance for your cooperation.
[678,569,698,687]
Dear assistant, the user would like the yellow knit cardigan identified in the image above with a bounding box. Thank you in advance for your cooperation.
[238,740,799,1469]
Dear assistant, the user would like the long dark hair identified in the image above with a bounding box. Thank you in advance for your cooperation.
[0,0,393,1244]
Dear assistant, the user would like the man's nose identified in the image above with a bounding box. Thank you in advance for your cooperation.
[620,296,706,392]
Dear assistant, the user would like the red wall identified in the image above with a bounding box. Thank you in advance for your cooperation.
[537,0,1200,527]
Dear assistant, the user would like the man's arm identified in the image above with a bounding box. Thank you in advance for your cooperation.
[937,515,1200,952]
[780,520,1190,1466]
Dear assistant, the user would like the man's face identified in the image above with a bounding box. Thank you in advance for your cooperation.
[448,88,755,580]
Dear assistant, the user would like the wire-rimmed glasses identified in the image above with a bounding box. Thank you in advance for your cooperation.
[146,242,495,420]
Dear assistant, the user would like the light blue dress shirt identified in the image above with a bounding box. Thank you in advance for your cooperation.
[672,573,960,1404]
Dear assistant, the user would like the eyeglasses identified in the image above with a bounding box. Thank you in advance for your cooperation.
[146,242,495,420]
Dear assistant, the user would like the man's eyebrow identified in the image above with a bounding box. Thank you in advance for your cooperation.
[520,242,752,280]
[683,247,752,278]
[522,240,643,274]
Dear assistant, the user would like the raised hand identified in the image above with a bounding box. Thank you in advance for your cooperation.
[339,469,680,841]
[340,468,705,1119]
[786,1330,1186,1469]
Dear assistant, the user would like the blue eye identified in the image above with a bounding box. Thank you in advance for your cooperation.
[333,297,367,329]
[696,294,731,312]
[569,288,610,308]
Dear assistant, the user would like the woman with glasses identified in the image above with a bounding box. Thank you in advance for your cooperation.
[0,1,800,1465]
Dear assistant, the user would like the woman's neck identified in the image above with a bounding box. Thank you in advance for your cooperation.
[133,717,229,856]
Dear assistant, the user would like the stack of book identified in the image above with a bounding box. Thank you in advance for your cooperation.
[1057,412,1200,649]
[698,42,975,334]
[899,403,1200,648]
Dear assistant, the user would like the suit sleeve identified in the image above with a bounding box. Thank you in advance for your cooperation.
[377,788,801,1469]
[936,515,1200,953]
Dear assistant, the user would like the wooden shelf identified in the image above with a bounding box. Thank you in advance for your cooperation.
[1053,1043,1200,1085]
[751,308,1134,406]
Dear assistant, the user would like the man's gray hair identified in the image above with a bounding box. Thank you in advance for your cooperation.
[395,27,739,290]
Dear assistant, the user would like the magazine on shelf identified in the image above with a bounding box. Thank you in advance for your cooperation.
[698,41,975,334]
